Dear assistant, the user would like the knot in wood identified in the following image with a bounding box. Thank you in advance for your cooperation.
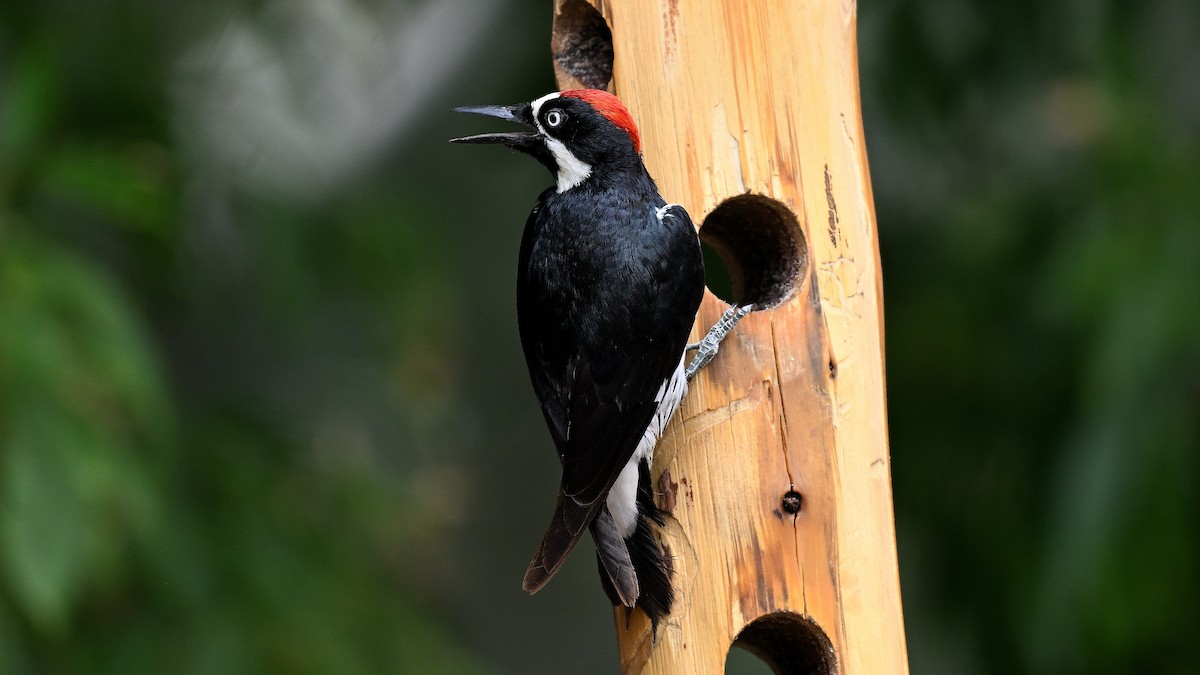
[781,490,803,515]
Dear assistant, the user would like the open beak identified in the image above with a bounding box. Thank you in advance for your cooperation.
[450,102,540,150]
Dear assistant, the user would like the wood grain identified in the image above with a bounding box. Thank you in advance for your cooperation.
[552,0,908,672]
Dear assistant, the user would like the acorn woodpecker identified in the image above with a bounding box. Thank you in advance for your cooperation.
[452,90,750,627]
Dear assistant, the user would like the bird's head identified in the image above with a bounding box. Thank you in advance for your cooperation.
[451,89,642,192]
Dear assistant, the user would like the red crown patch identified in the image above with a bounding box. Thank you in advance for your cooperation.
[560,89,642,154]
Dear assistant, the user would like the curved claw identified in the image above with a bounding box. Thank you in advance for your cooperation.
[685,303,754,380]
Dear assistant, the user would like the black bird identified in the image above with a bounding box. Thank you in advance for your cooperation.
[452,90,749,627]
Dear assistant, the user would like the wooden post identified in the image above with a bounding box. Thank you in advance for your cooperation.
[552,0,907,673]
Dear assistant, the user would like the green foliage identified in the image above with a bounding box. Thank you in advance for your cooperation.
[0,236,167,633]
[0,2,487,673]
[865,0,1200,671]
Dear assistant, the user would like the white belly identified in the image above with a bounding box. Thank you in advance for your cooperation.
[606,355,688,537]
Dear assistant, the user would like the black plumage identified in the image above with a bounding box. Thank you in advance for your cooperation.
[452,90,704,626]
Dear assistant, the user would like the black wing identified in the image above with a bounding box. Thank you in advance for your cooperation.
[517,196,704,591]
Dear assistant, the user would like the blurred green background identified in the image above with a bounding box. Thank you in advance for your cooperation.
[0,0,1196,673]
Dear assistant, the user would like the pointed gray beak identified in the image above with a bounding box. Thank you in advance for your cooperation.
[450,102,538,147]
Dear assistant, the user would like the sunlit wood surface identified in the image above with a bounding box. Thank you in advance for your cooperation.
[552,0,908,672]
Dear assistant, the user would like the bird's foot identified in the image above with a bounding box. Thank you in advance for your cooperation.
[685,303,754,381]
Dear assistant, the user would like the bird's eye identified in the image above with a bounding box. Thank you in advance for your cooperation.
[545,110,566,128]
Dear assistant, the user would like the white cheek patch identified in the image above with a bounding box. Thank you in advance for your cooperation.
[531,92,592,193]
[545,137,592,192]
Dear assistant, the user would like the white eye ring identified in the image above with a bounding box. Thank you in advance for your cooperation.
[545,110,565,128]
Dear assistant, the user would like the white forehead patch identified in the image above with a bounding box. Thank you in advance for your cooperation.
[530,92,560,120]
[531,92,592,193]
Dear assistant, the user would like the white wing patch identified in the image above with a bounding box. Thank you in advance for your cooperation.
[656,203,681,223]
[606,354,689,538]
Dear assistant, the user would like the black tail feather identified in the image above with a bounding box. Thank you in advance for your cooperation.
[591,507,639,607]
[626,459,674,629]
[531,462,674,630]
[638,457,666,527]
[625,509,674,629]
[523,490,602,594]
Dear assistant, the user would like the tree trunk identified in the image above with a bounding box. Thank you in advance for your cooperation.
[551,0,908,672]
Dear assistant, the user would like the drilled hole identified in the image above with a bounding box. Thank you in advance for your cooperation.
[701,238,736,303]
[728,612,837,675]
[726,646,775,674]
[699,194,807,309]
[551,0,614,90]
[781,490,803,515]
